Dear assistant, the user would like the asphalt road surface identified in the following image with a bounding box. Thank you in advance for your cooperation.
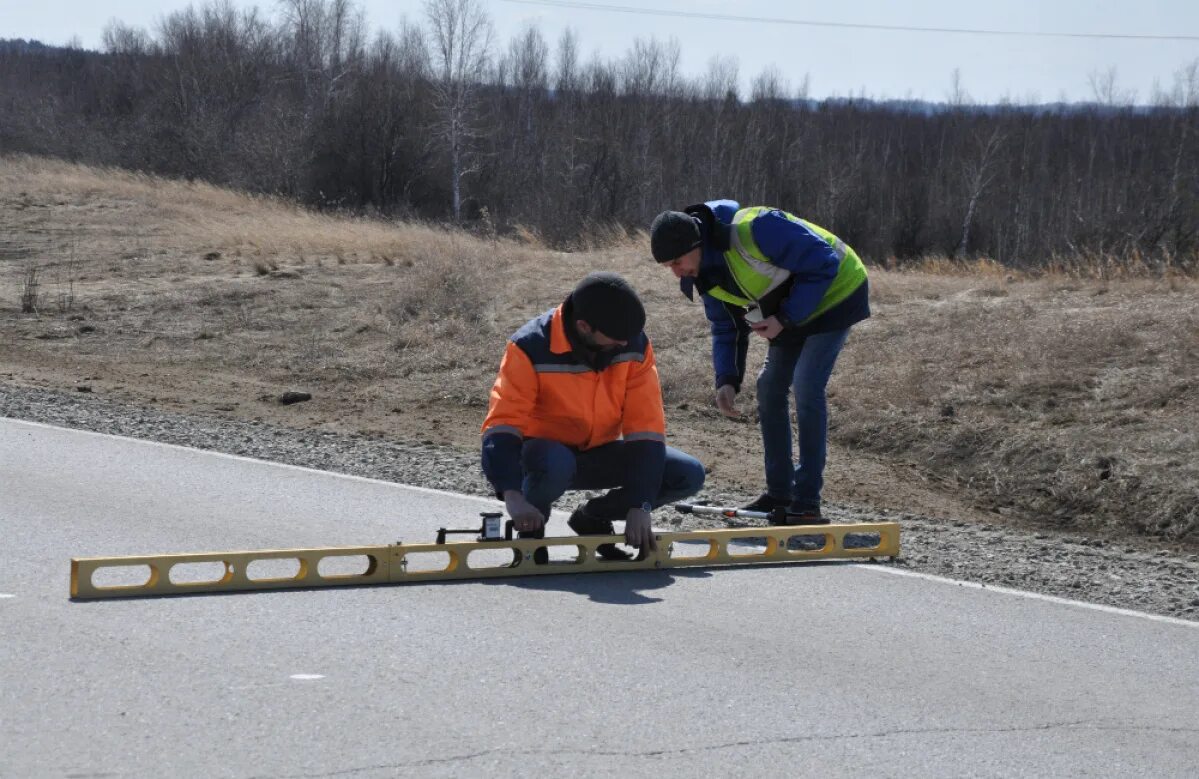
[2,418,1197,778]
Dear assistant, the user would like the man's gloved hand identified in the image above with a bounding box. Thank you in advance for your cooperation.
[503,490,545,534]
[715,384,740,418]
[623,506,657,554]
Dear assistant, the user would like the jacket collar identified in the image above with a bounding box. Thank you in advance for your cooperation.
[681,240,738,302]
[549,303,572,354]
[679,207,733,301]
[552,299,617,370]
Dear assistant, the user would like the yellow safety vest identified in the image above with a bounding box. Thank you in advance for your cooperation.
[706,207,867,325]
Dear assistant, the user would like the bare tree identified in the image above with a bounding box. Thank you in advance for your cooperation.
[619,37,680,96]
[102,21,155,55]
[956,126,1006,258]
[6,10,1198,270]
[1089,66,1137,107]
[1155,60,1199,257]
[947,68,971,107]
[507,24,548,132]
[278,0,365,107]
[555,28,579,94]
[700,55,739,194]
[618,37,681,214]
[703,55,738,101]
[750,65,787,102]
[424,0,493,221]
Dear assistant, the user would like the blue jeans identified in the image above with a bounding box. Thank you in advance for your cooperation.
[756,328,850,510]
[519,439,705,519]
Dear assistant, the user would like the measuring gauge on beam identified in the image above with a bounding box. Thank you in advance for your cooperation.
[480,512,504,541]
[436,512,509,545]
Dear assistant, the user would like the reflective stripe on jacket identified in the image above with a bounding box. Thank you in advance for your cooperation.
[481,304,666,450]
[706,206,868,326]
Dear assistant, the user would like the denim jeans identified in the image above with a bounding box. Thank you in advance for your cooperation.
[756,328,851,510]
[519,439,706,519]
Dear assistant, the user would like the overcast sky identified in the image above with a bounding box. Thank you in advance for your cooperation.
[6,0,1199,104]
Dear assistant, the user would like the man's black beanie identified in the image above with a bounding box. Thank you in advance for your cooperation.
[650,210,702,262]
[570,272,646,341]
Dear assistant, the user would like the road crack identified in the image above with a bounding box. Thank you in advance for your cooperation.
[246,719,1199,777]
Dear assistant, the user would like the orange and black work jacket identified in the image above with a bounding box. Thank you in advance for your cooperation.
[480,301,667,508]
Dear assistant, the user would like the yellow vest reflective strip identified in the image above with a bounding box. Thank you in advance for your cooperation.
[727,208,792,301]
[624,431,666,443]
[707,207,867,325]
[483,424,523,439]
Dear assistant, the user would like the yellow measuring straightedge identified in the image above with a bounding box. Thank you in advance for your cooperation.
[69,522,900,600]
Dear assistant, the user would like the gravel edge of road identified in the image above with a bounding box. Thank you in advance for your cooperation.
[3,382,1197,622]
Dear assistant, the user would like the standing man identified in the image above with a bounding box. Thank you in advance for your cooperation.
[649,200,869,523]
[481,272,706,560]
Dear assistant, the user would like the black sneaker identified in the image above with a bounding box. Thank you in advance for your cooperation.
[782,505,829,551]
[742,493,790,513]
[785,504,829,525]
[517,530,549,565]
[568,507,633,562]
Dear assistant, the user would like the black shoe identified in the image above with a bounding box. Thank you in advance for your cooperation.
[567,507,612,535]
[568,508,634,562]
[742,493,790,513]
[595,543,633,561]
[781,504,830,551]
[785,504,829,525]
[517,530,549,565]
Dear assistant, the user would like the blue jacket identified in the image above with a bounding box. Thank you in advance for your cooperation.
[682,199,870,391]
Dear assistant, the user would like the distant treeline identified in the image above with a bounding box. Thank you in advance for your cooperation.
[2,0,1197,268]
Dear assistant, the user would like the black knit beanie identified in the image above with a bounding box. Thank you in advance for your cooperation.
[650,210,702,262]
[570,272,646,341]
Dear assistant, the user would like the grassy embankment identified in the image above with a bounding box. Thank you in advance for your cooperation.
[2,155,1196,546]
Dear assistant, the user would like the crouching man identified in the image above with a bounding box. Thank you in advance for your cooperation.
[480,272,705,561]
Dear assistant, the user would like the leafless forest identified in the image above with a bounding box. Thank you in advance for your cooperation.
[2,0,1197,269]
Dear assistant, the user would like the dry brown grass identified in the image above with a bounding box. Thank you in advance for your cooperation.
[2,154,1196,544]
[834,273,1199,540]
[897,251,1197,282]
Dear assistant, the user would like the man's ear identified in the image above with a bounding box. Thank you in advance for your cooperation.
[575,319,592,337]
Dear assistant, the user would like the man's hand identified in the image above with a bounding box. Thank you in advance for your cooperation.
[623,506,657,554]
[715,384,740,418]
[503,490,545,534]
[750,315,784,340]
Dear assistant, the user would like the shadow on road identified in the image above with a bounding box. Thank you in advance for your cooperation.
[491,568,715,605]
[486,558,869,604]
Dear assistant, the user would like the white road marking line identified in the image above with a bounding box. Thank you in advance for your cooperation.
[1,417,498,505]
[8,418,1196,626]
[856,564,1199,628]
[290,674,325,681]
[0,594,15,599]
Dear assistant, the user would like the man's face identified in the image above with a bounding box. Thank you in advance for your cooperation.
[663,247,702,279]
[575,320,628,352]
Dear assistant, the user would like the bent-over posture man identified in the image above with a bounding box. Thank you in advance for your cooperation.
[481,272,705,561]
[650,200,869,523]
